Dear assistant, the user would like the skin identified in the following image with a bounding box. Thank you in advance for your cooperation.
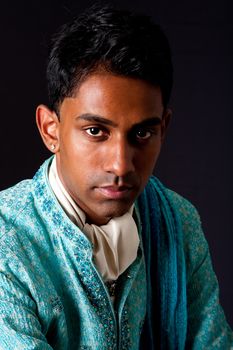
[36,73,171,225]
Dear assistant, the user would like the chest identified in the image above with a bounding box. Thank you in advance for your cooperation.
[27,224,147,350]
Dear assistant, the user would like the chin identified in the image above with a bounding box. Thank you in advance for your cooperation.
[100,202,133,220]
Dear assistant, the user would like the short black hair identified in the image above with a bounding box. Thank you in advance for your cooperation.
[47,4,173,114]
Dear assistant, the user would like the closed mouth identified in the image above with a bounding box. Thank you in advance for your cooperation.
[95,185,133,199]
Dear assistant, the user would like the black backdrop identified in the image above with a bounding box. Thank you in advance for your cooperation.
[0,0,232,327]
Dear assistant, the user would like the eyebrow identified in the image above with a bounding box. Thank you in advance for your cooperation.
[76,113,117,127]
[75,113,162,128]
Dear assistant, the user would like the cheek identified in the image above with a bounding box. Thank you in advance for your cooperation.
[61,129,100,165]
[135,143,161,175]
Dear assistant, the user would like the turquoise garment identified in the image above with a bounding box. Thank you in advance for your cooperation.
[137,177,187,349]
[0,158,232,349]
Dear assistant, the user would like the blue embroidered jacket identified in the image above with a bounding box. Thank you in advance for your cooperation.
[0,158,232,349]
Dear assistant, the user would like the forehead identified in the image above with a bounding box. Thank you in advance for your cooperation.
[59,73,164,122]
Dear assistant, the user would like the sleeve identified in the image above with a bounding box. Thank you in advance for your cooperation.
[176,194,233,349]
[0,260,53,350]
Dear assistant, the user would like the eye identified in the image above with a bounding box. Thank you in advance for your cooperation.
[135,129,152,140]
[85,127,104,137]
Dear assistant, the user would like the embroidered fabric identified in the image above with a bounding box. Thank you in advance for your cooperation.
[48,157,140,283]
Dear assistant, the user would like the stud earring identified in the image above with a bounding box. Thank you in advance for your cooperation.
[50,144,55,151]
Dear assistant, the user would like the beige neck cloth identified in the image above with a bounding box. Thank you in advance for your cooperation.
[48,157,139,282]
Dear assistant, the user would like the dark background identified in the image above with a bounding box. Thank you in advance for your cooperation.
[0,0,232,327]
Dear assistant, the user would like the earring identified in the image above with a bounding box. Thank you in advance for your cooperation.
[50,144,55,151]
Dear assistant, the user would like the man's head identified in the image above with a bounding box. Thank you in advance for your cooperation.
[47,4,173,115]
[36,5,173,224]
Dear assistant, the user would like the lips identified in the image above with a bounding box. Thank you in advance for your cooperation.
[95,185,133,199]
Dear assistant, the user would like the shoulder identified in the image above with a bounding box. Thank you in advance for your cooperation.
[147,175,201,225]
[166,188,201,228]
[0,158,52,239]
[166,188,210,280]
[148,177,209,278]
[0,180,33,238]
[0,179,32,205]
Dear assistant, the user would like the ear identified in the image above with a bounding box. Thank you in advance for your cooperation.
[36,105,60,153]
[161,108,172,143]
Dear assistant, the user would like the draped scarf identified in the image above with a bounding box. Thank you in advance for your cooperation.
[137,176,187,349]
[48,156,139,283]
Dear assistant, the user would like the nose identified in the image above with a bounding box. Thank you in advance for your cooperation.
[103,137,135,177]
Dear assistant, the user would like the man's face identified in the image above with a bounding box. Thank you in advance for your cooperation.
[53,73,169,225]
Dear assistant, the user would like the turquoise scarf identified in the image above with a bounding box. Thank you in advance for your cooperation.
[137,176,187,349]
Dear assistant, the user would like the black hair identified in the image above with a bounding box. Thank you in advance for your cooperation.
[47,4,173,114]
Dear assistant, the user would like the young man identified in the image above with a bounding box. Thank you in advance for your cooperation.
[0,5,232,349]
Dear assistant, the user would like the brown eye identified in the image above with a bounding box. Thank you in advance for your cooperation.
[85,127,103,136]
[136,129,151,140]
